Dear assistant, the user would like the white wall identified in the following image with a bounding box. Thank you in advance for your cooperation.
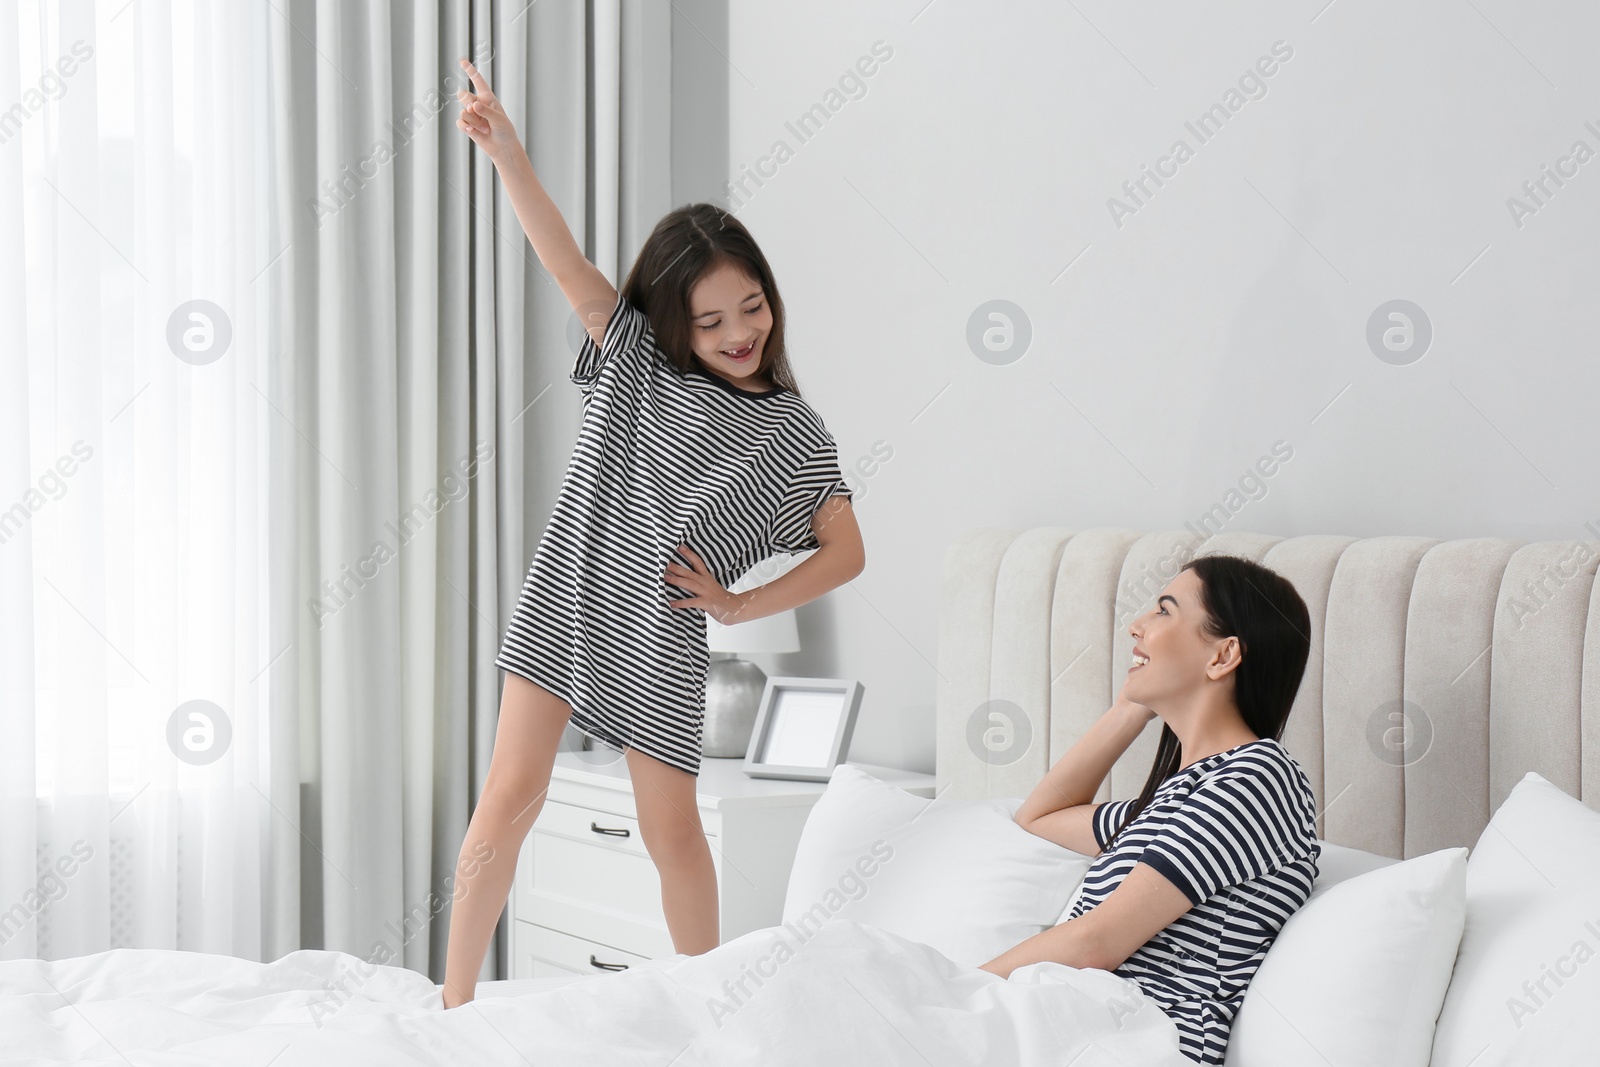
[673,0,1600,775]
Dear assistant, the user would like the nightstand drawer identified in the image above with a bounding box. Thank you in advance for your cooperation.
[502,753,938,980]
[515,823,722,957]
[514,919,654,977]
[521,823,666,925]
[534,799,652,861]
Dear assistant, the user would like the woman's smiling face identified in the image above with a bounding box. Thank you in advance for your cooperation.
[1125,567,1239,710]
[687,262,773,390]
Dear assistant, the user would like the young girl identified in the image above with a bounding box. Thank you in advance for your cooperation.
[987,555,1319,1066]
[441,59,865,1009]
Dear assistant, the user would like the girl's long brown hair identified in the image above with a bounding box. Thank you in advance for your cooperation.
[616,203,802,397]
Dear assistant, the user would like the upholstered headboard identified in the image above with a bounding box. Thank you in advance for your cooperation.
[935,528,1600,860]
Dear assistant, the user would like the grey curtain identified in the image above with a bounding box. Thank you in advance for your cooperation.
[264,0,671,982]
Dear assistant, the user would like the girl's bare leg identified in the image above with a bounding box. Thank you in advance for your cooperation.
[624,747,720,955]
[441,673,573,1008]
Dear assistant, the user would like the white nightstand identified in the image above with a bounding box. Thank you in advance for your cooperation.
[505,750,936,978]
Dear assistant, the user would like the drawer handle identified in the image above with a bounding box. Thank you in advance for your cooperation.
[590,821,631,838]
[589,954,629,972]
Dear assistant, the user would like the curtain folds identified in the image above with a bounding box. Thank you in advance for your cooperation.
[264,0,669,981]
[4,0,667,986]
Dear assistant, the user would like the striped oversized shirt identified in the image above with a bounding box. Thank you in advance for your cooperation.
[494,291,852,777]
[1066,738,1320,1065]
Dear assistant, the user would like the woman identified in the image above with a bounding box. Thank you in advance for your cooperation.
[981,554,1320,1067]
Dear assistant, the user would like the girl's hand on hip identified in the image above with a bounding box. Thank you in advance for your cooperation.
[455,58,521,163]
[666,545,747,625]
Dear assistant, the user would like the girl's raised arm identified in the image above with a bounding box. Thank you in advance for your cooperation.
[455,58,617,346]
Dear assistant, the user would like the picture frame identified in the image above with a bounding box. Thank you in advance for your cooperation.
[742,676,864,782]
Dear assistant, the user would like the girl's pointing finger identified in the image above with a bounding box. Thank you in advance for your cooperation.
[460,57,495,100]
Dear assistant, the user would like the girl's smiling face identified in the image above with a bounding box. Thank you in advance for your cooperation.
[687,262,774,391]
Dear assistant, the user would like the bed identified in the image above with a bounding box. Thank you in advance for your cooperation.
[5,526,1598,1066]
[930,526,1600,1067]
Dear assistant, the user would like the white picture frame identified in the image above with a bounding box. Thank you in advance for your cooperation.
[742,676,864,782]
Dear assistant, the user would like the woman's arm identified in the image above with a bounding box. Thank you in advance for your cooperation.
[1015,699,1155,830]
[455,58,616,343]
[981,700,1168,978]
[979,860,1193,978]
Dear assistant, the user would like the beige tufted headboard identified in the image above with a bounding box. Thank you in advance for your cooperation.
[935,527,1600,860]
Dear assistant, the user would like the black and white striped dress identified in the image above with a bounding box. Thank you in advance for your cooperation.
[1067,738,1320,1066]
[494,291,853,777]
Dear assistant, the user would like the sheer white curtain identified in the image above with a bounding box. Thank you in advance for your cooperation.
[1,0,670,981]
[0,0,283,960]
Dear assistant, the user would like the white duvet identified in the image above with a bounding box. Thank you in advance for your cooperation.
[0,919,1190,1066]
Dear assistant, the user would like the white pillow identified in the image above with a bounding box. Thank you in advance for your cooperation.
[781,764,930,916]
[1309,839,1398,897]
[1224,845,1467,1067]
[782,765,1093,967]
[1429,772,1600,1067]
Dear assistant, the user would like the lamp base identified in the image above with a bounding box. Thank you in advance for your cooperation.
[702,657,768,758]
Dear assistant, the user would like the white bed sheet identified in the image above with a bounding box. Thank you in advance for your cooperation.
[474,973,600,997]
[1,919,1190,1066]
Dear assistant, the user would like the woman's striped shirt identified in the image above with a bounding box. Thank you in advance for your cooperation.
[1065,738,1320,1065]
[494,291,853,777]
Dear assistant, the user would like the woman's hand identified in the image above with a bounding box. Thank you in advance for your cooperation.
[455,58,522,164]
[1113,686,1157,724]
[665,545,749,625]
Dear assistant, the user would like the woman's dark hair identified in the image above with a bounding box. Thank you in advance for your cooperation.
[1104,554,1311,850]
[616,203,802,396]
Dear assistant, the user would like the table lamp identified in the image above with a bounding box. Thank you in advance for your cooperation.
[702,607,800,757]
